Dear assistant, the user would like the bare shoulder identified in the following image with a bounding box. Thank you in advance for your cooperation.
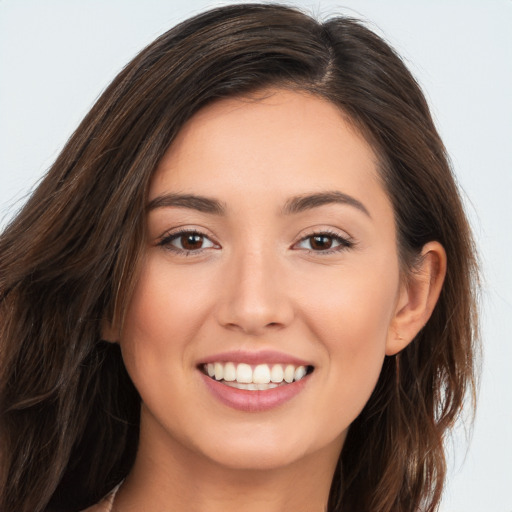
[80,501,110,512]
[79,486,118,512]
[79,497,113,512]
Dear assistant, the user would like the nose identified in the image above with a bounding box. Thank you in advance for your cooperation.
[215,247,294,336]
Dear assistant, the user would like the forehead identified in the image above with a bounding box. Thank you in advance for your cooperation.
[149,88,389,220]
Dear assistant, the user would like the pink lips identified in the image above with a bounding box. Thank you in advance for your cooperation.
[198,350,313,412]
[200,350,311,367]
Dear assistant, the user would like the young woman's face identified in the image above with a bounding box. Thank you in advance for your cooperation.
[117,89,406,471]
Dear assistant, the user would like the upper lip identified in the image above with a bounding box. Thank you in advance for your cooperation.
[199,350,313,367]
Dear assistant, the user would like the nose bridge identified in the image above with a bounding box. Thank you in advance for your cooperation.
[237,244,274,302]
[216,241,293,334]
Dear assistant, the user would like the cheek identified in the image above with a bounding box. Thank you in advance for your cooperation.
[299,256,399,348]
[297,259,399,423]
[122,255,211,343]
[118,256,211,393]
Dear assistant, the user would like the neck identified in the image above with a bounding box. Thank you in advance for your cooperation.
[114,407,343,512]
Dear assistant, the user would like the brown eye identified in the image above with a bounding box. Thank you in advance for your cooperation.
[180,233,205,250]
[309,235,333,250]
[159,230,217,253]
[295,231,353,254]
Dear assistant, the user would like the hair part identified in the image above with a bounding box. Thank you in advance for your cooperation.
[0,4,479,512]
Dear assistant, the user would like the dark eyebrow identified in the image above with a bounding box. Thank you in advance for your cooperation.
[282,191,371,217]
[147,193,226,215]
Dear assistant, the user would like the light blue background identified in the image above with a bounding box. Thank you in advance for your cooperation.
[1,1,511,510]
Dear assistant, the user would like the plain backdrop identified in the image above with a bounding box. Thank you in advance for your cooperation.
[1,1,511,510]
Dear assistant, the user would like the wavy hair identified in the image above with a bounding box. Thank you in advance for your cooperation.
[0,4,479,511]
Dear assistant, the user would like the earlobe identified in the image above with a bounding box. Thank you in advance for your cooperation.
[386,241,447,356]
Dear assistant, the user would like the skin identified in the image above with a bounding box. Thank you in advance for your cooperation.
[105,89,446,512]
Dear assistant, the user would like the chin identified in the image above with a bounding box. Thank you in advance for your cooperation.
[191,424,346,472]
[205,445,308,472]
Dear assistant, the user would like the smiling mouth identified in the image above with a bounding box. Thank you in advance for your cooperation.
[200,362,315,390]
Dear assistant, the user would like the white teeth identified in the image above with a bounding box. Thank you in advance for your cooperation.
[294,366,307,381]
[214,362,223,381]
[204,361,311,387]
[223,362,236,382]
[236,363,253,383]
[224,381,279,390]
[270,364,284,383]
[253,364,271,384]
[284,364,295,383]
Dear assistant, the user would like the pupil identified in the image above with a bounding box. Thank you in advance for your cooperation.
[311,235,332,250]
[182,234,202,250]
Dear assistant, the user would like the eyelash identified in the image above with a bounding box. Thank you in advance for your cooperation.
[297,229,354,255]
[157,229,218,256]
[157,229,354,256]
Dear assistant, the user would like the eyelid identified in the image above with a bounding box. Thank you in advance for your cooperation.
[292,228,355,254]
[157,227,221,255]
[155,226,355,256]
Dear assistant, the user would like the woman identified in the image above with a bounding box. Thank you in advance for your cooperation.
[0,4,479,512]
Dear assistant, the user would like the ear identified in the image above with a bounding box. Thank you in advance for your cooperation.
[386,241,447,356]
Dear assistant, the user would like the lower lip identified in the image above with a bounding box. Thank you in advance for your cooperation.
[200,372,310,412]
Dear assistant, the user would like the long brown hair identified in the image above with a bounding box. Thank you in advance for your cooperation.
[0,4,479,511]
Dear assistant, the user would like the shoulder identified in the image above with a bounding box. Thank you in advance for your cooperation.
[80,501,111,512]
[79,485,119,512]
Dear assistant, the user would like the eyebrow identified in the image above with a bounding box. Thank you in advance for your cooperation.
[147,193,226,215]
[282,191,371,217]
[147,190,370,218]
